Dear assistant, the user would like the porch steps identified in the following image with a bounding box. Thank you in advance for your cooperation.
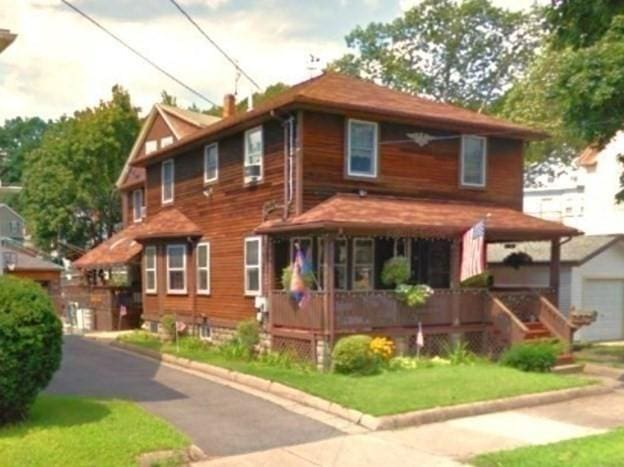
[555,353,576,366]
[523,322,553,340]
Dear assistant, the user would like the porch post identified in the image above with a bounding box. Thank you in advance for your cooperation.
[323,235,336,366]
[266,236,274,332]
[450,239,461,324]
[549,237,561,307]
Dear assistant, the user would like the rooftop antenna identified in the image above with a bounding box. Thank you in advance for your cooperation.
[307,54,321,78]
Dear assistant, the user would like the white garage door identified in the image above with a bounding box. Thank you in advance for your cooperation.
[579,279,624,342]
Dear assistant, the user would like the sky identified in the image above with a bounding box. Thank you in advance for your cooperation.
[0,0,545,122]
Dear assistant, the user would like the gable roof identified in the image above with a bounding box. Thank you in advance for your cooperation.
[0,203,24,221]
[0,243,62,272]
[575,144,601,167]
[73,221,144,269]
[133,72,547,168]
[488,235,622,265]
[256,193,579,241]
[116,104,220,189]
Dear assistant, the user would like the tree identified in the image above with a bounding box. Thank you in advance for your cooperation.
[0,116,48,184]
[21,86,140,250]
[330,0,543,110]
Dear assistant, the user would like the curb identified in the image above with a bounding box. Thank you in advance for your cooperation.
[105,339,613,432]
[583,363,624,380]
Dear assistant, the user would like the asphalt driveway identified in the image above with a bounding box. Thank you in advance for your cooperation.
[46,336,339,457]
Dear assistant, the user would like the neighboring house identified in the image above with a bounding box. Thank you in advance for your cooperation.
[0,239,63,313]
[72,104,219,331]
[0,204,25,241]
[0,29,16,54]
[489,236,624,342]
[77,72,578,364]
[524,132,624,235]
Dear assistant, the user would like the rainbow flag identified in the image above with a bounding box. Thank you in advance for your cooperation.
[290,244,311,309]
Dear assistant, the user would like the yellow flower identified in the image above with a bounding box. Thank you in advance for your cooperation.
[370,337,395,361]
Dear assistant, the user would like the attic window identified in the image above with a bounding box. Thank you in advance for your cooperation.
[461,135,487,187]
[145,140,158,155]
[161,136,174,148]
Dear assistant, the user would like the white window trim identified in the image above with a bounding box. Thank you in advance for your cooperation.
[144,246,157,294]
[460,135,487,188]
[244,126,263,184]
[161,159,174,204]
[145,140,158,155]
[196,241,211,295]
[204,143,219,184]
[161,136,174,148]
[198,323,211,341]
[244,236,262,296]
[132,189,143,223]
[347,119,379,178]
[166,244,187,295]
[352,237,375,291]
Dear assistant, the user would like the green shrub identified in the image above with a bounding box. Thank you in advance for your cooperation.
[235,319,260,355]
[381,256,410,287]
[395,284,434,307]
[500,341,559,372]
[444,340,477,365]
[332,335,380,375]
[0,276,62,424]
[160,314,176,340]
[460,271,493,288]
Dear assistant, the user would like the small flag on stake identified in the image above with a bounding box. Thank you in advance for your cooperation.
[416,322,424,358]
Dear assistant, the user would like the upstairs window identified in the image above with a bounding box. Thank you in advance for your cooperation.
[461,135,487,187]
[145,140,158,155]
[132,189,144,222]
[166,244,187,294]
[244,126,263,183]
[347,119,378,178]
[161,159,174,204]
[144,246,157,294]
[196,242,211,294]
[204,143,219,183]
[161,136,174,148]
[244,236,262,296]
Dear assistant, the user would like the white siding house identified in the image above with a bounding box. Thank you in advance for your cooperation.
[489,236,624,342]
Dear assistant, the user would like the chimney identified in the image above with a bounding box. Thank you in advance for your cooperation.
[223,94,236,118]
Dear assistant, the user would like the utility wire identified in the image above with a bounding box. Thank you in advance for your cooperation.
[167,0,262,91]
[61,0,218,107]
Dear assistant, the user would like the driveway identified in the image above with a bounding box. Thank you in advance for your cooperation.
[46,336,339,457]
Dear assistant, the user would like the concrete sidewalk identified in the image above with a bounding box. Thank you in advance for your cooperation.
[198,386,624,466]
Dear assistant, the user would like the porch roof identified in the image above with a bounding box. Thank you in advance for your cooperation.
[73,222,144,269]
[255,194,580,241]
[134,208,202,241]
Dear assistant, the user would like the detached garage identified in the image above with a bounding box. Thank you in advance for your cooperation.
[489,235,624,342]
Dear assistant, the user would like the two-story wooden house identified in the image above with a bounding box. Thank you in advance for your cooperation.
[122,72,580,365]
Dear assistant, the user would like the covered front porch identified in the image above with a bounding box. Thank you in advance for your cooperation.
[256,194,580,362]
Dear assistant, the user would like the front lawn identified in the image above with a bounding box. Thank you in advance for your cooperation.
[0,395,189,467]
[575,343,624,368]
[119,332,592,417]
[472,427,624,467]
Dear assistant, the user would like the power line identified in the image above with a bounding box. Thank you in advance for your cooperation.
[61,0,218,107]
[167,0,262,91]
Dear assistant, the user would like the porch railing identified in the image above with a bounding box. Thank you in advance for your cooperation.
[270,291,325,330]
[485,292,529,346]
[537,295,575,350]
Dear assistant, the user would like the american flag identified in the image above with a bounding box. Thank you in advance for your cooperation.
[460,220,485,282]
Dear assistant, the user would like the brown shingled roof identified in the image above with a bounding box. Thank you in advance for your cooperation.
[134,208,201,241]
[575,144,601,167]
[73,222,144,269]
[133,72,547,167]
[256,194,580,241]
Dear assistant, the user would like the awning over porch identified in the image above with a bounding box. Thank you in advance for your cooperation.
[256,194,580,241]
[134,208,202,241]
[73,222,144,269]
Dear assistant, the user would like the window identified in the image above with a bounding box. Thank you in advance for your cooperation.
[352,238,374,290]
[196,242,210,294]
[199,323,211,340]
[244,126,263,183]
[347,119,378,178]
[166,244,187,294]
[204,143,218,183]
[244,236,262,295]
[132,189,144,222]
[461,135,487,187]
[144,246,157,294]
[8,220,21,237]
[145,140,158,154]
[161,136,174,148]
[161,159,174,204]
[317,238,348,290]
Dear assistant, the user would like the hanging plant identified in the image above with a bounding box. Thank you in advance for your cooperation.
[395,284,434,307]
[503,252,533,270]
[382,256,433,307]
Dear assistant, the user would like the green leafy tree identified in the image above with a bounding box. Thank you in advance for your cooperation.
[21,85,140,250]
[0,116,48,184]
[331,0,543,110]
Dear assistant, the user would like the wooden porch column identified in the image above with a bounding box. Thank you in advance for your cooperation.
[323,235,336,345]
[550,237,561,307]
[266,236,275,331]
[450,239,462,326]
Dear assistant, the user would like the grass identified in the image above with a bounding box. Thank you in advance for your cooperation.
[575,343,624,368]
[0,395,189,467]
[119,332,592,417]
[472,427,624,467]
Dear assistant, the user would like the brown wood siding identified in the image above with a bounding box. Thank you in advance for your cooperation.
[301,111,524,211]
[142,119,286,325]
